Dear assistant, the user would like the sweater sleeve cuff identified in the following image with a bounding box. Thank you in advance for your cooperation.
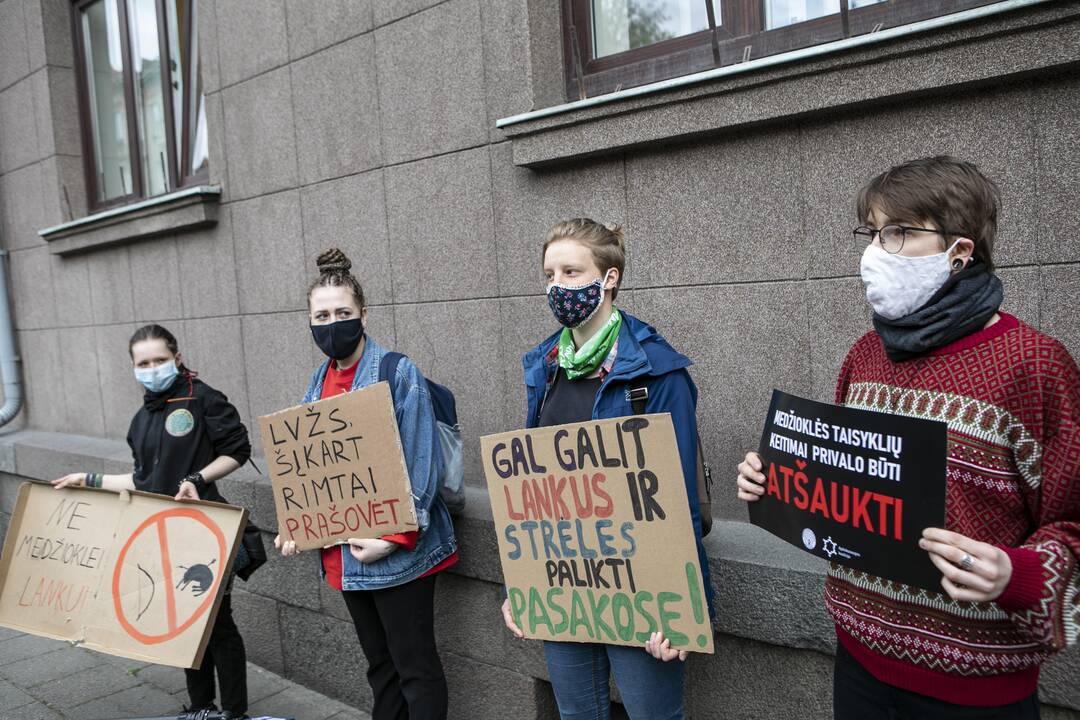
[381,532,419,551]
[996,546,1045,612]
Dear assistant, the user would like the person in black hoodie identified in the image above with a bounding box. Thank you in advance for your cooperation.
[52,323,252,719]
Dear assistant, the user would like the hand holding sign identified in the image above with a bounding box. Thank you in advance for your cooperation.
[501,597,524,638]
[736,452,766,501]
[174,481,199,501]
[273,534,301,557]
[920,528,1013,602]
[51,473,88,490]
[346,538,396,564]
[645,631,688,662]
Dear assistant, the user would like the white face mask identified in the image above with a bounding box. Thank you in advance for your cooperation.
[859,240,961,320]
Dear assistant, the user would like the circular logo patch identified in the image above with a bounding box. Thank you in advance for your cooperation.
[165,408,195,437]
[802,528,817,550]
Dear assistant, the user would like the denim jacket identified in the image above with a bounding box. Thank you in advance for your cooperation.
[304,336,457,590]
[523,311,715,616]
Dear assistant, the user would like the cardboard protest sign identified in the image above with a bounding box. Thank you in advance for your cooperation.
[750,389,947,591]
[0,482,246,668]
[258,382,417,551]
[482,414,713,654]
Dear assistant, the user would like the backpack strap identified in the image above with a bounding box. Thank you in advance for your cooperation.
[628,382,713,535]
[627,386,649,415]
[379,351,405,405]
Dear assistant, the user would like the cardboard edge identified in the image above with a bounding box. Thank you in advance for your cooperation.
[0,482,32,628]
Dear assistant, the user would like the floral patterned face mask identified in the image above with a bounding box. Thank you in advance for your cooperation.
[546,270,613,328]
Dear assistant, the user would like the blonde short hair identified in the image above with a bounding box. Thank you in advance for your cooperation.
[542,218,626,300]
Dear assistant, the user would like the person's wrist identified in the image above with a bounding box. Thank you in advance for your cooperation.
[183,472,209,496]
[84,472,102,488]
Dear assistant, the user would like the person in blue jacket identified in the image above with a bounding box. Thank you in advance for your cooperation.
[499,218,714,720]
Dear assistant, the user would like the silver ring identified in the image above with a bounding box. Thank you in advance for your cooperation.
[959,553,975,572]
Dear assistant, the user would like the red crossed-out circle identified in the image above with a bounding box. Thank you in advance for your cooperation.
[111,507,227,645]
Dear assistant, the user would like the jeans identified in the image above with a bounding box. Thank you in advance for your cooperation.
[834,642,1040,720]
[185,592,248,714]
[543,641,685,720]
[342,573,448,720]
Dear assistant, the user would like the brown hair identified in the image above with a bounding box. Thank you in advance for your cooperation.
[856,156,1000,271]
[542,218,626,300]
[128,324,192,374]
[309,247,366,311]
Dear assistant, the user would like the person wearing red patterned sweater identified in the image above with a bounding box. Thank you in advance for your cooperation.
[274,248,458,720]
[738,157,1079,719]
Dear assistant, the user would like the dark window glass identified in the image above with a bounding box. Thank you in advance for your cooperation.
[80,0,134,203]
[73,0,208,211]
[592,1,722,57]
[564,0,1007,100]
[765,0,883,30]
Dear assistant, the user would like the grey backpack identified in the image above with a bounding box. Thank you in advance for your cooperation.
[379,352,465,513]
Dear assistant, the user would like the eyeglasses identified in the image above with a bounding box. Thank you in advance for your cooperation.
[853,224,957,254]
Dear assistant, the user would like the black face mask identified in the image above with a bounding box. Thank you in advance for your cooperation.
[310,318,365,360]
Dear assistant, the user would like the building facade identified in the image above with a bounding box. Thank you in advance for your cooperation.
[0,0,1078,717]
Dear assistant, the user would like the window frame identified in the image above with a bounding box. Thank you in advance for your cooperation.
[70,0,208,213]
[563,0,1000,100]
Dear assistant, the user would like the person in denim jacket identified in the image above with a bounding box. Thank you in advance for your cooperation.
[275,248,457,720]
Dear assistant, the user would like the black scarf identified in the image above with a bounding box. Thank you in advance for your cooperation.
[872,260,1003,362]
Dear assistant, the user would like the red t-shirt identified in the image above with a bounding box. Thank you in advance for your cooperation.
[318,359,457,590]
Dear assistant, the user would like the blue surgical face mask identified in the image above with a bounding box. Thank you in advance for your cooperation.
[134,361,180,393]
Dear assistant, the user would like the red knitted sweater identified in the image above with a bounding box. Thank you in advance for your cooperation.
[826,313,1080,706]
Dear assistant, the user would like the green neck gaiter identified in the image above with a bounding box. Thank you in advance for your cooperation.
[557,309,622,380]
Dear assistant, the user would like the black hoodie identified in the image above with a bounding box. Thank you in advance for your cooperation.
[127,373,251,501]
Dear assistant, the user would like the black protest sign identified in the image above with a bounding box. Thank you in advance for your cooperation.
[749,390,947,591]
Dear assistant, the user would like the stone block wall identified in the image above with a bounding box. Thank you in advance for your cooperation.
[1,0,1080,716]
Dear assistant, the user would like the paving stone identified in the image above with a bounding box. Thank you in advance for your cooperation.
[249,685,352,720]
[327,710,374,720]
[95,651,153,673]
[0,676,36,711]
[23,661,140,709]
[71,682,182,719]
[3,700,64,719]
[0,645,104,689]
[247,662,291,704]
[130,663,188,695]
[0,634,70,666]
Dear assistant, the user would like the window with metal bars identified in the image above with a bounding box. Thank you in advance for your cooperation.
[71,0,208,211]
[562,0,1006,100]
